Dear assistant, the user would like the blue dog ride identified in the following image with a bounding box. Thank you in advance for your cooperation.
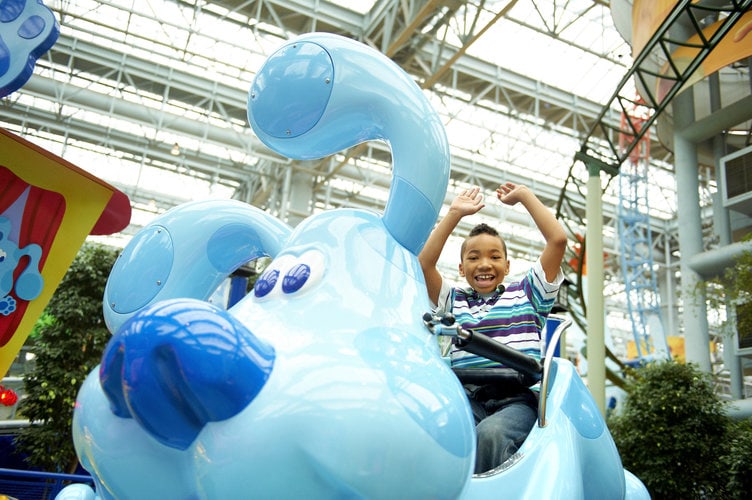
[57,33,649,499]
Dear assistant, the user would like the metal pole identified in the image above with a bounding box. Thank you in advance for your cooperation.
[586,162,606,416]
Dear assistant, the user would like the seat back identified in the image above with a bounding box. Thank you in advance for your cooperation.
[541,313,570,359]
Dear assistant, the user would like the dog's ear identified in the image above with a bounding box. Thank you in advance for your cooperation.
[247,33,450,255]
[103,200,291,333]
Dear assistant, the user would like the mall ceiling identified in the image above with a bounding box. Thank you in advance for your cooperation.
[6,0,743,341]
[2,0,659,245]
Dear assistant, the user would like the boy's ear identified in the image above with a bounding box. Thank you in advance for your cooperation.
[458,263,465,277]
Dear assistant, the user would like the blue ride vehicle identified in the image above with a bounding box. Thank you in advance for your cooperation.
[57,33,649,500]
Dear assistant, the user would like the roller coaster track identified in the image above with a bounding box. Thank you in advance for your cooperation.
[555,0,752,381]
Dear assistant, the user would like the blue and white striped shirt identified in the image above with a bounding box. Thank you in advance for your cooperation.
[435,258,563,370]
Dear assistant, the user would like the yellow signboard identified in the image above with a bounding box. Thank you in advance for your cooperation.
[0,128,130,377]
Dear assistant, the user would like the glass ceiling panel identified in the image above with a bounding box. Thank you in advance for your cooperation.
[2,0,680,244]
[340,0,377,15]
[440,1,634,107]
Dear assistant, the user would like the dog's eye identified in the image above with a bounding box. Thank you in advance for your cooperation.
[281,250,325,295]
[253,268,279,298]
[252,250,325,299]
[282,263,310,293]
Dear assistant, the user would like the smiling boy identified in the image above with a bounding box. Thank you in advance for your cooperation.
[419,182,567,473]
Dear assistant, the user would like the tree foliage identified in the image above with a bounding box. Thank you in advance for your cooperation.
[726,239,752,346]
[701,234,752,341]
[725,417,752,496]
[14,242,119,473]
[608,361,752,499]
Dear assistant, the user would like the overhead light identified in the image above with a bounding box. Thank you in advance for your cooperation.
[170,143,180,155]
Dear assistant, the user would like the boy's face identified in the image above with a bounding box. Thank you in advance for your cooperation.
[459,233,510,294]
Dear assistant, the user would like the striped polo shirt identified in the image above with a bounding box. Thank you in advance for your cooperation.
[435,258,563,370]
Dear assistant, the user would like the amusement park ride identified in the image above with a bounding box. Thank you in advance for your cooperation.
[61,33,647,500]
[2,2,649,498]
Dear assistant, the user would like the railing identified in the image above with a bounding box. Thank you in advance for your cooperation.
[0,468,93,500]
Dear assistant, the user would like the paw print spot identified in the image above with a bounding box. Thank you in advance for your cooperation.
[0,0,25,23]
[0,295,16,316]
[18,15,46,40]
[0,0,60,97]
[0,36,9,77]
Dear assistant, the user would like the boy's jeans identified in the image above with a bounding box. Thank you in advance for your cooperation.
[465,385,538,474]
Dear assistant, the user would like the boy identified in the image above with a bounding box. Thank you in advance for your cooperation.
[419,182,567,473]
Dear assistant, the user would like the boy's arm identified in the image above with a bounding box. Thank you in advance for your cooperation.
[497,183,567,283]
[419,187,484,305]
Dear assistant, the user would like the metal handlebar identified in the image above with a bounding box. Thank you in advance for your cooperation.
[424,311,572,428]
[422,312,543,379]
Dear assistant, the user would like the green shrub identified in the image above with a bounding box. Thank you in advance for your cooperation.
[608,361,732,499]
[14,242,119,473]
[724,417,752,498]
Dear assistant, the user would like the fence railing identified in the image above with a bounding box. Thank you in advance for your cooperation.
[0,468,93,500]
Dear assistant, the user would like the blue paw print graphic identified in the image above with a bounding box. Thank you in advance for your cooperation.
[0,0,60,98]
[0,294,16,316]
[0,217,44,305]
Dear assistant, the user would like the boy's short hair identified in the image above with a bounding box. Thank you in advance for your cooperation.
[460,223,507,259]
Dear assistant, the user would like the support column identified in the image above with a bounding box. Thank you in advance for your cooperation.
[709,72,743,398]
[586,161,605,415]
[673,89,712,371]
[281,165,315,228]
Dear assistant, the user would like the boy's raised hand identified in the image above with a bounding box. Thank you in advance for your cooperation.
[496,182,529,206]
[451,186,485,216]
